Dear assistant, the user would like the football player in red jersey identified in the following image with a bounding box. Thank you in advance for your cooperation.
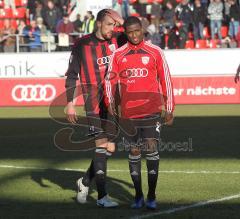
[105,16,175,209]
[65,9,125,207]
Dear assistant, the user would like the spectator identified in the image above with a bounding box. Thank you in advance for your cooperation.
[82,11,96,34]
[17,19,27,52]
[113,0,123,17]
[146,23,162,47]
[200,0,208,10]
[42,0,58,6]
[236,28,240,47]
[208,0,223,40]
[121,0,130,19]
[193,0,207,42]
[0,18,16,52]
[136,0,147,17]
[73,14,83,33]
[23,20,42,52]
[41,0,62,33]
[36,16,49,51]
[69,0,81,22]
[139,16,150,34]
[223,0,231,24]
[35,1,44,20]
[175,0,193,48]
[36,17,48,34]
[151,0,162,29]
[113,0,129,19]
[26,0,38,21]
[175,0,194,33]
[162,1,175,30]
[58,0,69,14]
[56,13,74,51]
[228,0,240,40]
[168,20,188,49]
[0,37,2,52]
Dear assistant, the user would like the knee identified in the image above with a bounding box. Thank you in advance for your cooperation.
[107,142,115,153]
[145,139,158,153]
[95,138,108,148]
[130,147,141,156]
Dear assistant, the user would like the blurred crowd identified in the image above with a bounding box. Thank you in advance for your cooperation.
[0,0,240,52]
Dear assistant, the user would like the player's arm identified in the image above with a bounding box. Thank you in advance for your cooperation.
[156,49,175,125]
[65,44,81,124]
[104,52,119,115]
[234,64,240,83]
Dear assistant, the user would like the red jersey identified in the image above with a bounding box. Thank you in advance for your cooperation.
[105,40,175,118]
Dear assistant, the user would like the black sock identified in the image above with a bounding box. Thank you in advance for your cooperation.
[82,160,94,187]
[146,151,159,201]
[94,147,107,200]
[129,154,143,200]
[82,151,112,187]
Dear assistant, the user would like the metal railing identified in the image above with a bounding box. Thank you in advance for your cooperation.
[0,32,84,53]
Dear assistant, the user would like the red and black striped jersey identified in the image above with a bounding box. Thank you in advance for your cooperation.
[105,40,175,118]
[65,32,126,114]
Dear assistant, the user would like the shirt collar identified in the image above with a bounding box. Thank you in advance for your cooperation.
[127,40,145,50]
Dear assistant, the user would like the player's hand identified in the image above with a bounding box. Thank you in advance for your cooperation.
[235,65,240,83]
[66,102,78,124]
[164,112,174,126]
[107,9,124,26]
[235,73,240,83]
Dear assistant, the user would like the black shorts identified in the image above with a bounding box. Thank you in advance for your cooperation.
[86,101,118,140]
[120,114,162,146]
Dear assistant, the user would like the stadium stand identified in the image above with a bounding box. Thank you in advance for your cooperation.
[195,39,208,49]
[185,40,195,49]
[0,0,239,52]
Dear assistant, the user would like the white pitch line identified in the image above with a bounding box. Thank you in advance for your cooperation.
[132,193,240,219]
[0,164,240,174]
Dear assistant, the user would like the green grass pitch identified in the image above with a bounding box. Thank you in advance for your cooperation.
[0,104,240,218]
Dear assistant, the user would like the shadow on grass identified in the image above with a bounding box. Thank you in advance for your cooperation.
[0,116,240,159]
[30,168,134,203]
[0,198,240,219]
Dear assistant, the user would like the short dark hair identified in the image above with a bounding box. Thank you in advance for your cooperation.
[96,9,110,22]
[123,16,142,29]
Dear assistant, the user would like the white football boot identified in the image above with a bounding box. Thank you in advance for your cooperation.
[76,177,89,204]
[97,195,119,208]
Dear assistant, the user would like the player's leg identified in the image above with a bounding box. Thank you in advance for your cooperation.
[142,117,160,210]
[94,137,118,207]
[145,138,159,210]
[76,113,104,204]
[77,98,118,206]
[140,114,161,209]
[94,103,118,207]
[129,145,144,209]
[80,140,115,189]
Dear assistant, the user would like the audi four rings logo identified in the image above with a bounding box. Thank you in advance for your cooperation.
[12,84,56,102]
[125,68,149,78]
[97,55,112,66]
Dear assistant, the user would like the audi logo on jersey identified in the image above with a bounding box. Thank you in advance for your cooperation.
[97,55,112,66]
[125,68,149,78]
[12,84,56,102]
